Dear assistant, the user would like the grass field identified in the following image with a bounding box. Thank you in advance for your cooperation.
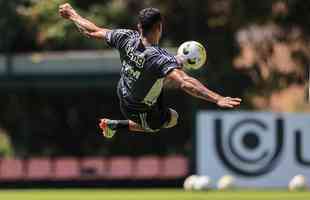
[0,189,309,200]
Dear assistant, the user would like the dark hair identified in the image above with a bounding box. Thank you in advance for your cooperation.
[138,8,162,36]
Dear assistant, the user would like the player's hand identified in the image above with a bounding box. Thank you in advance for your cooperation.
[59,3,78,20]
[216,97,242,108]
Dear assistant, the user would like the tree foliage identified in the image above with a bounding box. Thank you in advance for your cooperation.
[1,0,310,156]
[1,0,309,51]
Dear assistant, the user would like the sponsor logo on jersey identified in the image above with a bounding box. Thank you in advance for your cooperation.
[125,46,145,68]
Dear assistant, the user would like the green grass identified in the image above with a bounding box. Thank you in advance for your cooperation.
[0,189,309,200]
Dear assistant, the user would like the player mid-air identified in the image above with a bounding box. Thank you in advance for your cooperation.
[59,3,242,138]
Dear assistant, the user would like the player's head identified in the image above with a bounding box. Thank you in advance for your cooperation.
[138,8,162,42]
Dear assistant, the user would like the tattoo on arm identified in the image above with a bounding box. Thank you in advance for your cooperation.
[70,15,109,38]
[181,77,222,103]
[59,3,109,39]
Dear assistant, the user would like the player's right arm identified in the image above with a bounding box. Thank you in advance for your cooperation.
[166,69,242,108]
[59,3,110,39]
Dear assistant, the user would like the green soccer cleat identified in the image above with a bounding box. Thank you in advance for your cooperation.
[99,118,116,138]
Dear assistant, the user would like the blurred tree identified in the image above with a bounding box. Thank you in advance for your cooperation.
[233,0,310,111]
[0,0,25,74]
[0,0,309,51]
[0,0,22,51]
[1,0,310,156]
[19,0,89,50]
[18,0,136,50]
[0,129,14,157]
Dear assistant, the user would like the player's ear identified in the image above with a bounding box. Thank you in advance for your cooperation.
[137,23,142,34]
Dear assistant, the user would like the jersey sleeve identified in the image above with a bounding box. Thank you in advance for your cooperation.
[105,29,136,49]
[150,52,180,77]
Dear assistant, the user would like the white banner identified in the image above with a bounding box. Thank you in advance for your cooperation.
[196,112,310,188]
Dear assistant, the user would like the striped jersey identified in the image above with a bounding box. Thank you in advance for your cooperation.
[105,29,180,110]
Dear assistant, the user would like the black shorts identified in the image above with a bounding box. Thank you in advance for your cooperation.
[119,97,171,132]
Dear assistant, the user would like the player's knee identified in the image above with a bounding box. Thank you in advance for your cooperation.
[164,109,178,128]
[140,108,178,132]
[170,109,179,127]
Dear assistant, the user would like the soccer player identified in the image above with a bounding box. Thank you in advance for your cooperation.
[59,4,242,138]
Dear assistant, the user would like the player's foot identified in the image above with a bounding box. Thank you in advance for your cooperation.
[99,118,116,138]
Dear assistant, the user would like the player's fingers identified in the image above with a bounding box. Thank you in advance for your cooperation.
[232,98,242,102]
[61,3,70,8]
[229,100,240,106]
[225,104,234,108]
[226,97,241,102]
[229,101,240,106]
[221,102,233,108]
[223,100,238,107]
[59,4,71,12]
[59,9,67,15]
[225,97,240,103]
[59,5,66,10]
[59,12,68,18]
[59,11,70,18]
[59,12,65,17]
[59,7,68,12]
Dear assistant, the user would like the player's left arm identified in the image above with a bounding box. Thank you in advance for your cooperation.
[166,68,242,108]
[59,3,110,39]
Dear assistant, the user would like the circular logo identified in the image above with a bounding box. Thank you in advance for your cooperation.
[215,118,284,177]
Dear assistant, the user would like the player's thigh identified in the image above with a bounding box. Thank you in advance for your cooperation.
[122,105,169,133]
[119,101,156,132]
[119,101,177,132]
[119,101,141,124]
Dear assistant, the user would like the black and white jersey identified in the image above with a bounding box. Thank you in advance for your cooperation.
[105,29,180,111]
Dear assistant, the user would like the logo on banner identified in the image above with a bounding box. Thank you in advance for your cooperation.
[215,118,284,177]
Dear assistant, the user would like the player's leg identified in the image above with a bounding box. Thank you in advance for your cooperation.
[99,118,145,138]
[128,120,146,132]
[99,93,178,137]
[139,106,178,132]
[128,108,178,131]
[99,107,178,137]
[153,92,178,129]
[99,100,154,137]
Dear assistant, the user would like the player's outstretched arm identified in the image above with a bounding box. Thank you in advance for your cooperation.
[59,3,110,39]
[167,69,242,108]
